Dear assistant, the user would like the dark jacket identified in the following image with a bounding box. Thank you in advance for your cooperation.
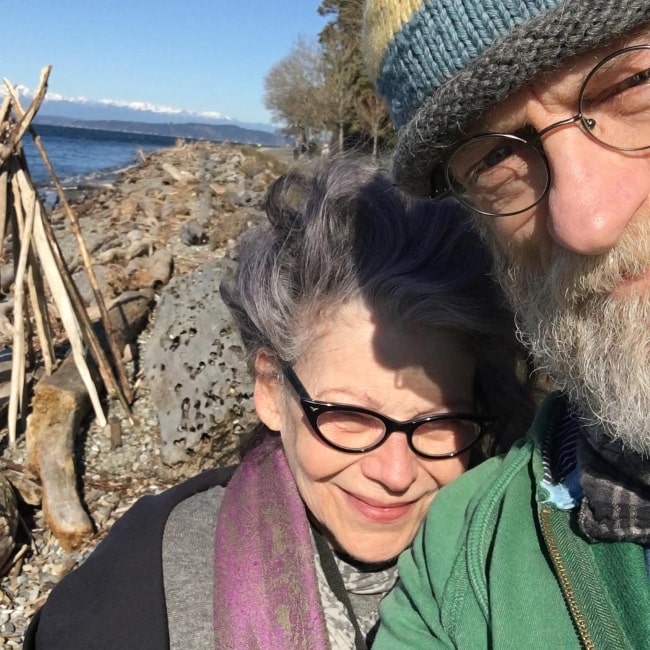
[24,465,236,650]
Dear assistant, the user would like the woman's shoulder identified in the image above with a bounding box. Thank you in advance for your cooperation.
[162,474,231,650]
[24,465,237,650]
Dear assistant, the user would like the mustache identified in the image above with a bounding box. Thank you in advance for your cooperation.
[496,218,650,309]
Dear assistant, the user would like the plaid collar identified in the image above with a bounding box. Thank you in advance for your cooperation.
[540,396,650,545]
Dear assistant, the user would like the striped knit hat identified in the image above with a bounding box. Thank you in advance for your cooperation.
[362,0,650,197]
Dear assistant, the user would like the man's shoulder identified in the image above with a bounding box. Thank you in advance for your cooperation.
[433,392,563,511]
[425,436,536,541]
[421,397,561,586]
[380,396,582,648]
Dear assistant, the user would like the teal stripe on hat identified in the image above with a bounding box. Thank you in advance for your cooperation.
[376,0,561,127]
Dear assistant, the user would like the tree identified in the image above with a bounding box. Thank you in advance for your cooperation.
[263,1,394,154]
[320,31,357,150]
[356,85,393,158]
[263,38,326,142]
[318,0,365,150]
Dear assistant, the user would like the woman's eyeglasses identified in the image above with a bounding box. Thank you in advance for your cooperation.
[282,365,493,459]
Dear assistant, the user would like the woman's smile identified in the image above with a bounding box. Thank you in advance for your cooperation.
[341,488,423,524]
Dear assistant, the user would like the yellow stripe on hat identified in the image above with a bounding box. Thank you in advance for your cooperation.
[362,0,425,82]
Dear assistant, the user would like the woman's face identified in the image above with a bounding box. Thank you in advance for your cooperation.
[255,301,476,563]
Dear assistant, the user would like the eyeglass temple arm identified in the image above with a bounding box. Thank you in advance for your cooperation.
[281,364,310,400]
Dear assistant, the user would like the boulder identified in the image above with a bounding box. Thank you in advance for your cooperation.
[143,259,255,469]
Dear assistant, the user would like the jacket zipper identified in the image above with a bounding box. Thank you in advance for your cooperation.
[539,505,594,650]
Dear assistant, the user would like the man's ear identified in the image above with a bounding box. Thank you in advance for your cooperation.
[253,350,283,432]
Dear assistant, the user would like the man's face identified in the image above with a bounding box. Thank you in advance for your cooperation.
[472,35,650,453]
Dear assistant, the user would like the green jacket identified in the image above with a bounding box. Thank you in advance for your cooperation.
[374,394,650,649]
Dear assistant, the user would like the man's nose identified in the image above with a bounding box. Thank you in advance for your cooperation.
[541,127,650,255]
[361,432,418,493]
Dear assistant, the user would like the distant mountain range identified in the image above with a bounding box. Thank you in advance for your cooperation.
[3,85,286,146]
[34,115,285,147]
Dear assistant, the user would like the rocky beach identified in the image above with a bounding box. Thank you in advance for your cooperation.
[0,139,291,646]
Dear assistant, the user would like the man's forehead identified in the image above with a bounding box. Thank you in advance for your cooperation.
[468,30,650,135]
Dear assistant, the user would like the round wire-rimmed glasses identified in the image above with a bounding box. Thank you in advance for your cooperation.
[282,365,494,459]
[431,44,650,217]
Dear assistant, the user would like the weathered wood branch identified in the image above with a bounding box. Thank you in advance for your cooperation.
[0,169,7,267]
[0,67,50,167]
[7,168,35,445]
[28,179,107,428]
[7,83,133,403]
[16,151,56,376]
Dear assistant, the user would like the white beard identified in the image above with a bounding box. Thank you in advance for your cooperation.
[483,219,650,456]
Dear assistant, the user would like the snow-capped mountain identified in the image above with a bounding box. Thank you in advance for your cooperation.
[2,85,274,133]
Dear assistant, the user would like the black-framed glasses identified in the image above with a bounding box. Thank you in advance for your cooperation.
[282,365,493,459]
[431,44,650,217]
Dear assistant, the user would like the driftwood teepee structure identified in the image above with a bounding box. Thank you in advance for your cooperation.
[0,67,154,554]
[0,67,134,442]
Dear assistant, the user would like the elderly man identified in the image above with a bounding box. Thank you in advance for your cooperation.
[362,1,650,648]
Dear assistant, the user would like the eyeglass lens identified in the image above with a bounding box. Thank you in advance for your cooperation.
[315,409,482,456]
[445,45,650,216]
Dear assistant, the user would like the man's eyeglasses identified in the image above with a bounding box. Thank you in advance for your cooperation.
[431,44,650,217]
[282,365,493,459]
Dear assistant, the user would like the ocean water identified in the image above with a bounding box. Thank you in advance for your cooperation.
[21,124,179,187]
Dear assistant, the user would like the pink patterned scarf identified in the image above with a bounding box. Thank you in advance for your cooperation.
[213,435,330,649]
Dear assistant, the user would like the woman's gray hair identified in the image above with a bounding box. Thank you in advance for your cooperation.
[220,157,535,459]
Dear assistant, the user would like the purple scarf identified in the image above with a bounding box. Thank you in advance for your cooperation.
[213,435,330,649]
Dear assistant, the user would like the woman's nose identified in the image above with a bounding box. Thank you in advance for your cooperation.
[360,432,418,493]
[541,128,650,255]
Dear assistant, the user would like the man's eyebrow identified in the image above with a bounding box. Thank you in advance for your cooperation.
[466,106,527,135]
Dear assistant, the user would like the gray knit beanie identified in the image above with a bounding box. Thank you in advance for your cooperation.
[362,0,650,197]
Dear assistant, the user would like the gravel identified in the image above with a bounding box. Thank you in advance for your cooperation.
[0,371,180,648]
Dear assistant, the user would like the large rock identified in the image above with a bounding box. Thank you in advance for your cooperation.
[143,259,255,469]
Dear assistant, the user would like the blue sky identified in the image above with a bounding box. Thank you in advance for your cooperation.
[1,0,328,125]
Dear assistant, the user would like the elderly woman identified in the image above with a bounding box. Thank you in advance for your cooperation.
[25,159,533,650]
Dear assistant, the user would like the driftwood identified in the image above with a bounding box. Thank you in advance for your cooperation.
[0,471,18,572]
[0,458,40,506]
[161,162,195,184]
[25,290,154,551]
[94,236,154,265]
[0,68,49,167]
[0,69,157,561]
[1,69,127,444]
[127,248,173,289]
[27,172,106,430]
